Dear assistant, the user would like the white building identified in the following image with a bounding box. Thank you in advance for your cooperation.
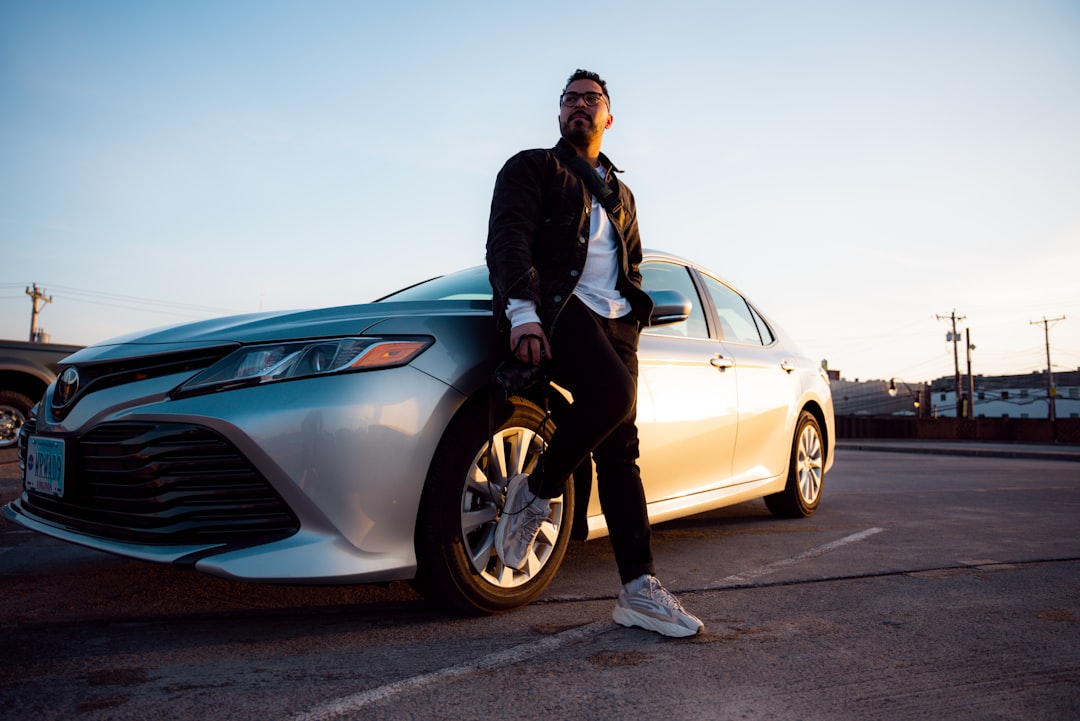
[929,370,1080,419]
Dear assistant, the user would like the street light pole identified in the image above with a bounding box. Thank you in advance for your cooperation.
[888,378,924,417]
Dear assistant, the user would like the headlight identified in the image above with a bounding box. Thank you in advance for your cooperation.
[176,336,432,396]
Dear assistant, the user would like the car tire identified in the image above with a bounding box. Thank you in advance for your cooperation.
[764,410,825,518]
[0,389,34,449]
[413,396,574,615]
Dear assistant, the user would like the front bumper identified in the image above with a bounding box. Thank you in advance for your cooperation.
[7,363,465,583]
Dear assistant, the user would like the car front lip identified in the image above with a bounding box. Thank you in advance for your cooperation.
[1,503,419,584]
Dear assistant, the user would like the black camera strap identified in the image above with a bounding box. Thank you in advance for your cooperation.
[560,152,624,219]
[512,333,544,360]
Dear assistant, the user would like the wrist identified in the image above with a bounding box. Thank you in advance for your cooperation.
[506,298,540,328]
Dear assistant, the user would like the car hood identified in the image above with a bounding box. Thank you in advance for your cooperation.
[63,299,492,364]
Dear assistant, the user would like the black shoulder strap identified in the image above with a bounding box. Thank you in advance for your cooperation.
[561,153,624,217]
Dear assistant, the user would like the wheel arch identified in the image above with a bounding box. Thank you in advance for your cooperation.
[0,370,49,405]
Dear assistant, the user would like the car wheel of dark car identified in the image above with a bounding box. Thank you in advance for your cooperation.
[413,396,574,614]
[0,390,34,449]
[764,410,825,518]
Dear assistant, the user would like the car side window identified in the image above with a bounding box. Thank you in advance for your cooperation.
[701,274,765,345]
[748,303,776,345]
[640,261,709,339]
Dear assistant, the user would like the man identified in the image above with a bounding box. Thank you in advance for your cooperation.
[485,69,704,638]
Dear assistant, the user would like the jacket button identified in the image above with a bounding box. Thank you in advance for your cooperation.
[570,270,579,277]
[553,295,562,303]
[578,235,586,243]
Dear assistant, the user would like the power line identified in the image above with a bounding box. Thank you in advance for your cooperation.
[5,281,248,340]
[3,281,241,315]
[44,283,241,315]
[4,283,242,315]
[54,295,243,320]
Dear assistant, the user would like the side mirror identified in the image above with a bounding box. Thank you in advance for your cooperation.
[646,289,692,327]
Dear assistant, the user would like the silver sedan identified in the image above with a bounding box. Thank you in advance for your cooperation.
[4,250,834,614]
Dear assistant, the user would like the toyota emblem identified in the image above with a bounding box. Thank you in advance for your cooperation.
[56,367,80,406]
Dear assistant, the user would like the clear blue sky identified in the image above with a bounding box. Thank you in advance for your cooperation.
[2,0,1078,383]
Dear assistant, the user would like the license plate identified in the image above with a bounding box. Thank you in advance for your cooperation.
[25,436,65,497]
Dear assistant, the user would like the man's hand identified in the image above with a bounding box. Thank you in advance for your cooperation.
[510,322,552,366]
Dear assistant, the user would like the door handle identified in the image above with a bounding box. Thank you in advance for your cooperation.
[710,355,734,371]
[780,360,795,374]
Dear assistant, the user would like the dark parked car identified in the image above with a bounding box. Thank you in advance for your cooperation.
[0,339,82,449]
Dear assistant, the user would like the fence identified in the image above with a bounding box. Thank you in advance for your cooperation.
[836,416,1080,445]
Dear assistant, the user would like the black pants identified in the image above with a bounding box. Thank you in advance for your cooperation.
[529,296,654,585]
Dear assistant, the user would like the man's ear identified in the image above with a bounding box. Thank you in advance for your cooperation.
[605,113,614,130]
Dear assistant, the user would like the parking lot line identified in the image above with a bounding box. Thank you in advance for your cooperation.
[292,619,615,720]
[715,527,885,586]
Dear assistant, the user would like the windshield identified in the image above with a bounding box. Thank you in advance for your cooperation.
[375,266,493,302]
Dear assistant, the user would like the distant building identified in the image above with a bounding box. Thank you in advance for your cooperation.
[929,370,1080,420]
[831,370,1080,420]
[831,377,931,417]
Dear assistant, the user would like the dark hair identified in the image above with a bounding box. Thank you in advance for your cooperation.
[562,69,609,104]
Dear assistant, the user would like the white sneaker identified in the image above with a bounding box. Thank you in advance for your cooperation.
[494,473,551,570]
[612,575,704,637]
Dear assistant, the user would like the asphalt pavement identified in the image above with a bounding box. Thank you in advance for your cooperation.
[1,441,1078,721]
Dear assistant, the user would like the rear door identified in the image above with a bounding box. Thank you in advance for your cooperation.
[698,273,800,485]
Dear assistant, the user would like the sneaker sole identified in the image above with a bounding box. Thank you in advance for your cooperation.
[495,475,531,570]
[612,605,703,638]
[494,516,528,570]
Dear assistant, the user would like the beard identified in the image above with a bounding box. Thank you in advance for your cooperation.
[560,113,602,146]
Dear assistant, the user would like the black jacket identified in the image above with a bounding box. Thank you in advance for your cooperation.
[486,138,653,335]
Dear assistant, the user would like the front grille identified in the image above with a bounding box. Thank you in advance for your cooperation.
[50,345,234,420]
[21,422,299,546]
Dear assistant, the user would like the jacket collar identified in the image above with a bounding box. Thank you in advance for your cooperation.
[553,137,623,176]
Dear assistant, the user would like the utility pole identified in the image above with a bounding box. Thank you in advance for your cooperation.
[1030,316,1065,423]
[937,310,966,418]
[25,283,53,342]
[966,328,975,420]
